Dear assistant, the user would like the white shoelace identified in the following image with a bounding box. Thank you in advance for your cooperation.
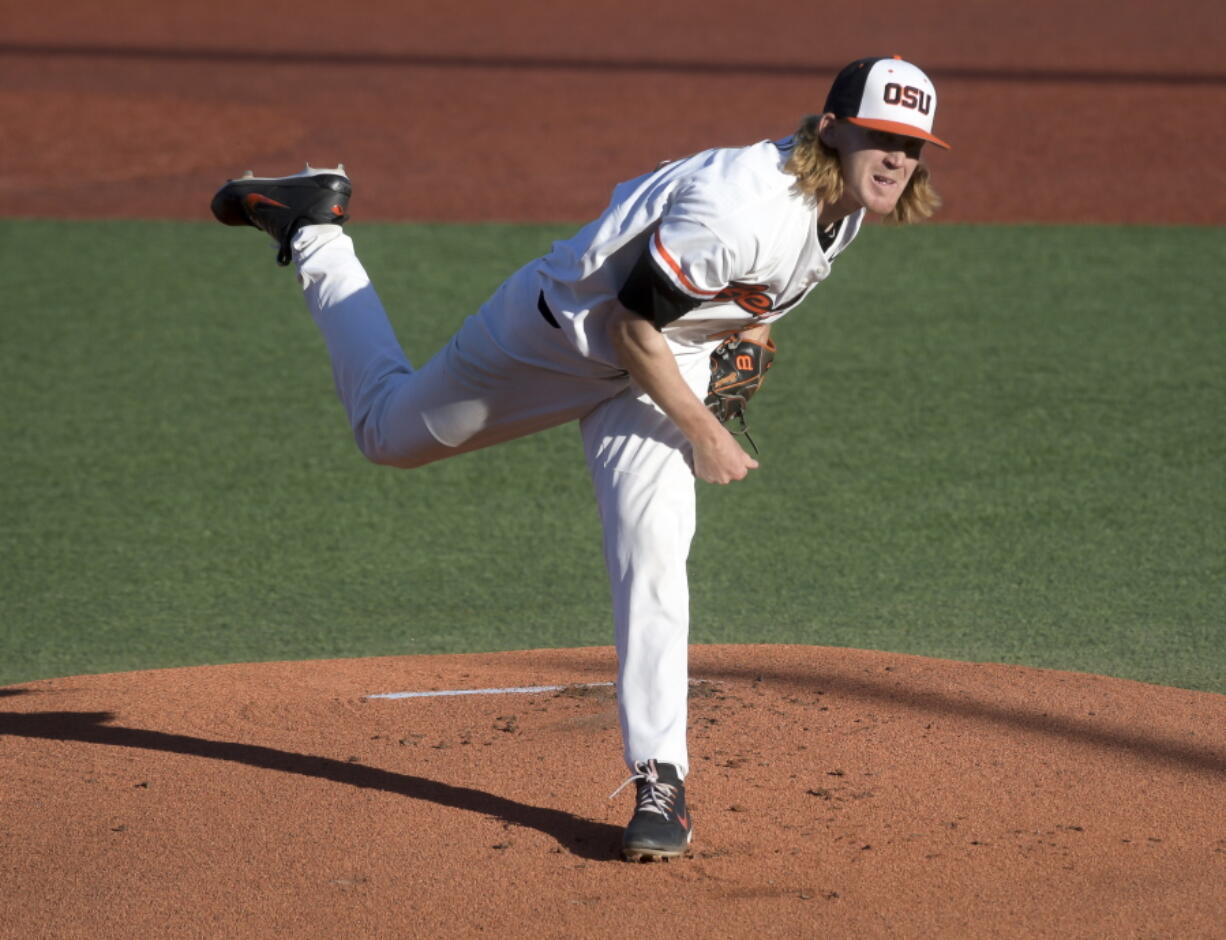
[608,759,678,817]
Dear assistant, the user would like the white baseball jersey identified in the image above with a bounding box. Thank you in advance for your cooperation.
[538,137,864,363]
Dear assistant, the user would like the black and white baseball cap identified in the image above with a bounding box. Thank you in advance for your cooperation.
[824,56,950,150]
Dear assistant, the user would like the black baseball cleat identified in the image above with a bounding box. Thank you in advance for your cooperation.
[612,759,693,861]
[210,165,352,266]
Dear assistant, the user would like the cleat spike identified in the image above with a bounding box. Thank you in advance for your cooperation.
[241,170,254,179]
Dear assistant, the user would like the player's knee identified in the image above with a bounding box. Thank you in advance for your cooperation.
[613,500,695,569]
[351,423,434,469]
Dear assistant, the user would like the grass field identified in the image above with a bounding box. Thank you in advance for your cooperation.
[2,219,1222,691]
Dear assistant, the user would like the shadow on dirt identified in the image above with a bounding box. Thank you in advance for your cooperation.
[534,650,1226,777]
[0,708,622,861]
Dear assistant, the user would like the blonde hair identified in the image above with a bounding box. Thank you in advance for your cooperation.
[784,115,941,224]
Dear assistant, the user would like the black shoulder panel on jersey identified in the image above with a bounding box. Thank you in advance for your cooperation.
[618,245,702,329]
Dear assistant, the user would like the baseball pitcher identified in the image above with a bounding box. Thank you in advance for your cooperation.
[211,56,949,862]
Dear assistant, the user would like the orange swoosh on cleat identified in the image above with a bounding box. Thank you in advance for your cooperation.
[243,193,290,210]
[677,812,689,829]
[330,204,345,216]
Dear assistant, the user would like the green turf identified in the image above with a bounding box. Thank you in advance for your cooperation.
[1,220,1222,691]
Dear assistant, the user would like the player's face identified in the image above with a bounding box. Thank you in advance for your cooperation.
[819,115,924,219]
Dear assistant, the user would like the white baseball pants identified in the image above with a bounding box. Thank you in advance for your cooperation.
[293,225,708,776]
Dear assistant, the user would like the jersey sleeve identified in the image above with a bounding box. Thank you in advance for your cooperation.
[617,217,736,328]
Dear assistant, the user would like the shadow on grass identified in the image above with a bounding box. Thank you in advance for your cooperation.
[0,708,621,861]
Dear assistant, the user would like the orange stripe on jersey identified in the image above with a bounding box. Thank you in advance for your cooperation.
[652,230,721,298]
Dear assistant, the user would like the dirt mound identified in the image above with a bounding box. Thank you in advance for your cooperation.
[3,645,1222,937]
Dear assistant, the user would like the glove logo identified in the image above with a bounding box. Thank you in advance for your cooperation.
[715,282,773,315]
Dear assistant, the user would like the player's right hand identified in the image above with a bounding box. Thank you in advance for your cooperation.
[691,427,759,484]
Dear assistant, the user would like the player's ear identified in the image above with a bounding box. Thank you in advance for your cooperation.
[817,113,840,148]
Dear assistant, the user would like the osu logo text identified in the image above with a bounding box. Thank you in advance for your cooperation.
[883,83,931,115]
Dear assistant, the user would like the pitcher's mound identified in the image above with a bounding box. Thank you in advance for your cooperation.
[2,645,1223,937]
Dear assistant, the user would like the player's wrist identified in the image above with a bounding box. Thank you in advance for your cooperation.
[683,409,733,448]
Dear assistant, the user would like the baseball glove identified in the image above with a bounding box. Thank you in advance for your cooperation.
[704,334,776,449]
